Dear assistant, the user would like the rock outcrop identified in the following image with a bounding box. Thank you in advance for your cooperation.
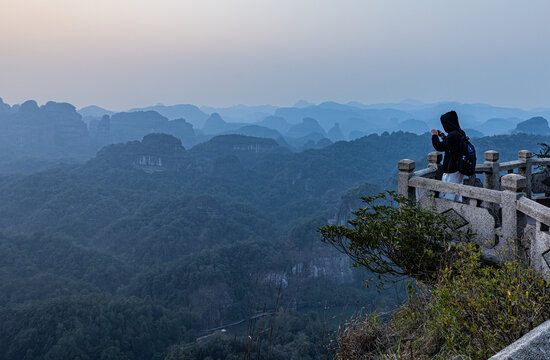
[0,100,89,158]
[513,117,550,135]
[328,122,345,141]
[287,117,326,138]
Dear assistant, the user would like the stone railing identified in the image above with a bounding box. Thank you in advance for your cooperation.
[489,319,550,359]
[398,150,550,276]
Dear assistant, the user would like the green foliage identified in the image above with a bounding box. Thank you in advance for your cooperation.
[537,142,550,160]
[165,310,331,360]
[0,231,137,306]
[0,133,398,359]
[333,244,550,359]
[332,312,388,360]
[8,131,548,359]
[319,191,473,284]
[324,191,550,359]
[471,134,550,162]
[426,244,550,359]
[0,294,185,360]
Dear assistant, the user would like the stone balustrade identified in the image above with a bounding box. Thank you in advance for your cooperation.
[398,150,550,276]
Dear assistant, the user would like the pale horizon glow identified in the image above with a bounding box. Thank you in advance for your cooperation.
[1,0,550,110]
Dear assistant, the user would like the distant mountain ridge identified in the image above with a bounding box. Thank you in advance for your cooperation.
[0,100,89,160]
[200,104,277,123]
[78,105,114,118]
[6,97,550,173]
[129,104,209,127]
[77,99,550,140]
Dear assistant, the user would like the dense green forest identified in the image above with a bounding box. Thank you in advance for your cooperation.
[1,131,549,359]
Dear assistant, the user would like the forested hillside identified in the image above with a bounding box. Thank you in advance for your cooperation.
[1,131,549,359]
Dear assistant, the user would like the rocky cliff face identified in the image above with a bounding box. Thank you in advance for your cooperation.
[43,102,89,147]
[0,100,89,158]
[95,133,187,172]
[262,251,354,288]
[133,155,165,173]
[94,115,111,146]
[328,197,361,226]
[186,248,356,329]
[328,182,383,226]
[186,250,355,328]
[290,252,355,283]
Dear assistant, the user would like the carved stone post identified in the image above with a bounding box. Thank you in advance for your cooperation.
[398,159,416,203]
[518,150,532,198]
[501,174,527,254]
[427,151,442,170]
[484,150,500,210]
[484,150,499,190]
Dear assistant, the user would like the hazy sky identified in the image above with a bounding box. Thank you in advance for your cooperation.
[1,0,550,110]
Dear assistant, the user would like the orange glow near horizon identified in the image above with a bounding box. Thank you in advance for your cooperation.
[1,0,550,110]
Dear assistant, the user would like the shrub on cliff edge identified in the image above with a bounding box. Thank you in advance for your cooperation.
[332,244,550,359]
[319,191,473,286]
[320,191,550,359]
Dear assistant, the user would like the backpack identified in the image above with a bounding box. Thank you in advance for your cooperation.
[458,135,476,176]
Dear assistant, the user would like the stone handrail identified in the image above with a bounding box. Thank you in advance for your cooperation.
[412,152,441,179]
[399,156,528,243]
[399,150,550,358]
[499,160,526,171]
[408,176,502,204]
[419,149,550,197]
[517,197,550,226]
[531,158,550,165]
[489,319,550,360]
[398,149,550,277]
[413,167,438,179]
[474,163,493,173]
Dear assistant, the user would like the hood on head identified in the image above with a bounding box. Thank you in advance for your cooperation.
[440,111,463,134]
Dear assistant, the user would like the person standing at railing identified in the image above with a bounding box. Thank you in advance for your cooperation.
[431,110,466,201]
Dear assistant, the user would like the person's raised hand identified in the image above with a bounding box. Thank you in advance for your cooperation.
[430,129,437,136]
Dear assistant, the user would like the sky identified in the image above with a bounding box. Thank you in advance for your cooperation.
[1,0,550,110]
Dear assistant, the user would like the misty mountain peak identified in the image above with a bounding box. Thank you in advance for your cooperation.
[294,100,314,108]
[302,117,320,126]
[257,116,290,133]
[328,122,345,141]
[513,116,550,135]
[41,102,81,121]
[141,133,184,152]
[42,101,76,112]
[129,104,208,127]
[202,112,228,134]
[0,97,10,114]
[287,117,326,138]
[20,100,39,113]
[191,134,280,165]
[207,112,225,123]
[78,105,114,118]
[399,119,429,135]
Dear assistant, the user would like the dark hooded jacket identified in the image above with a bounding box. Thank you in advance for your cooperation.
[432,111,466,173]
